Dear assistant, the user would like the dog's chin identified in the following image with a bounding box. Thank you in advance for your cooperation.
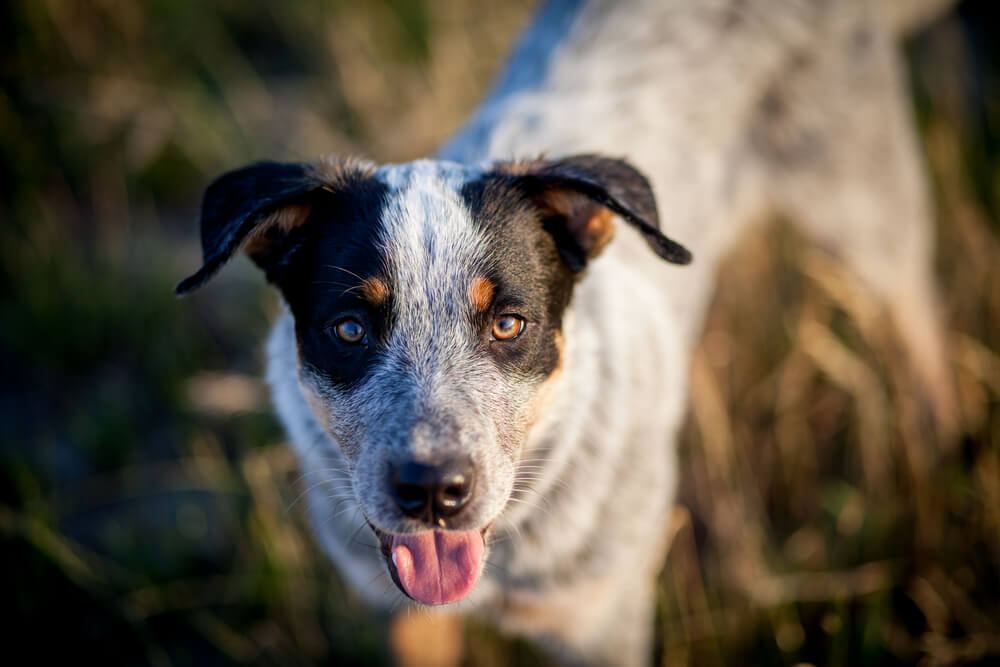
[370,522,490,606]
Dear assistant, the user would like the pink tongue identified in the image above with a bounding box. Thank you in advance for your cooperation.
[391,530,484,605]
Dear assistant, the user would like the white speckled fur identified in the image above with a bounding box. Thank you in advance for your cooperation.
[267,1,954,664]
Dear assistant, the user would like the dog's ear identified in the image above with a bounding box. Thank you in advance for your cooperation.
[175,158,375,295]
[496,154,692,271]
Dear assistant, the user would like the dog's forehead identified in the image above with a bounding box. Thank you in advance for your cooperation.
[374,160,492,323]
[374,158,480,190]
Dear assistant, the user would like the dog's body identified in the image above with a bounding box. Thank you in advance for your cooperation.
[180,1,955,664]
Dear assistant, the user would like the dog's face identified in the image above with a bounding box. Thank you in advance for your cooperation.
[178,155,690,605]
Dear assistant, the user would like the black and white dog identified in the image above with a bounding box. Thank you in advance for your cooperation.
[178,0,955,664]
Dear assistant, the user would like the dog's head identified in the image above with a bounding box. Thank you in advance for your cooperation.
[178,155,690,605]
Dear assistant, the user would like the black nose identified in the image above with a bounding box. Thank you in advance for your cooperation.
[389,457,476,525]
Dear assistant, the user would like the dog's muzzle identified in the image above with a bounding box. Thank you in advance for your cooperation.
[370,456,487,605]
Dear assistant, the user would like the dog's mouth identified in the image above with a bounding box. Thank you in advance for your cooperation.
[371,522,488,606]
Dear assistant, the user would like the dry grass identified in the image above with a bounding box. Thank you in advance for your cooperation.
[2,1,998,665]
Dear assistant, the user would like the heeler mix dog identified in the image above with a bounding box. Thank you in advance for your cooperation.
[178,0,956,664]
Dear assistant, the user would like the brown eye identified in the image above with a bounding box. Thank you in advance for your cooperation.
[492,315,525,341]
[332,318,366,344]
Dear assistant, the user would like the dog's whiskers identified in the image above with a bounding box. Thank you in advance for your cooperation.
[323,264,366,282]
[286,474,351,513]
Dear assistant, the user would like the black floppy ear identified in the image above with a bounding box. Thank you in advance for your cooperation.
[496,154,692,271]
[175,158,376,296]
[176,161,317,295]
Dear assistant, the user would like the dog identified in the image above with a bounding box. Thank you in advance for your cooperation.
[177,0,956,664]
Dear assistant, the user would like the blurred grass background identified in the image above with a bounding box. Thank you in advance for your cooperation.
[1,1,998,665]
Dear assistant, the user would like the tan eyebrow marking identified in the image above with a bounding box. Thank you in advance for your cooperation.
[469,276,496,313]
[359,276,390,306]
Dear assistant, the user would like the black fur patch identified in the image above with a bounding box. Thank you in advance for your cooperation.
[459,155,693,381]
[176,158,392,387]
[276,180,394,388]
[461,176,575,380]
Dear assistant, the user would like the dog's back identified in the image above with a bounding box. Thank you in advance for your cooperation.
[446,0,954,421]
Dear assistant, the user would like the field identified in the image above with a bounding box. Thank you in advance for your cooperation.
[2,1,998,665]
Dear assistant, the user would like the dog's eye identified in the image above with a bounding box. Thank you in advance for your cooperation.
[331,318,367,344]
[492,315,525,341]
